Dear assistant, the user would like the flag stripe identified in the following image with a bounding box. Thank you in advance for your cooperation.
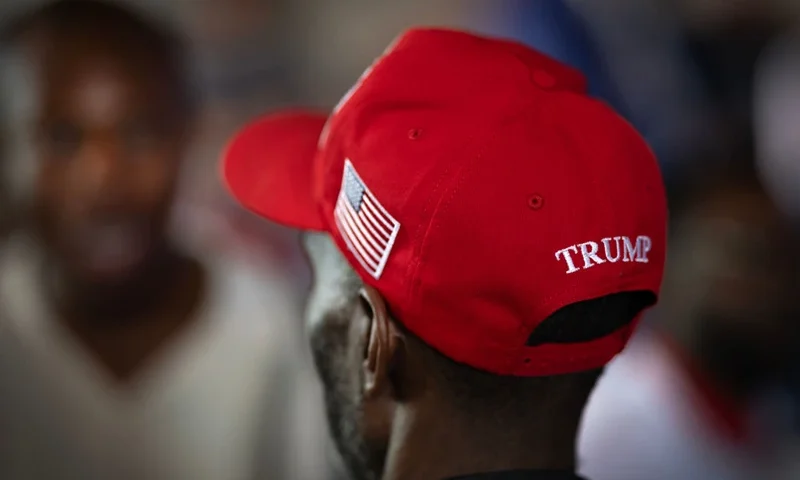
[335,204,379,271]
[358,201,391,241]
[362,195,394,234]
[362,182,395,220]
[337,202,380,265]
[358,210,389,247]
[342,195,387,252]
[339,197,383,262]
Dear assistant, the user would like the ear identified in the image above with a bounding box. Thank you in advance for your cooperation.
[359,285,402,399]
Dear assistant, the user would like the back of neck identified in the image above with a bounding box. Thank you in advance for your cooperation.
[383,406,577,480]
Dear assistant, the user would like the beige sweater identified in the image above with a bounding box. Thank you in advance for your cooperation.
[0,235,344,480]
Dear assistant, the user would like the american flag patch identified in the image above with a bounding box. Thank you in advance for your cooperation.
[334,159,401,279]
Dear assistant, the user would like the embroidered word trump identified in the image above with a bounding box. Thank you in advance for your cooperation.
[555,235,652,274]
[334,160,401,279]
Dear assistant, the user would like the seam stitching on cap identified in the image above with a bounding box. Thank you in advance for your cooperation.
[406,123,500,347]
[404,128,480,304]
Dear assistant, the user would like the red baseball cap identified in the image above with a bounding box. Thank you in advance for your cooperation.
[223,28,667,376]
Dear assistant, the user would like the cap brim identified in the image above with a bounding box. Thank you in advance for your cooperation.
[222,110,328,231]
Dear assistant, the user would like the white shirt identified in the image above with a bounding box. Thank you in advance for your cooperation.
[578,328,794,480]
[0,235,340,480]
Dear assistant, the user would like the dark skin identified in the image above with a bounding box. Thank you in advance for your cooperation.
[303,234,577,480]
[25,31,205,382]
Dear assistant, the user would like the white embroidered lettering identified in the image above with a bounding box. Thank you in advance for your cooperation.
[622,236,640,262]
[555,245,580,274]
[602,237,622,263]
[555,235,654,273]
[635,235,651,263]
[579,241,606,269]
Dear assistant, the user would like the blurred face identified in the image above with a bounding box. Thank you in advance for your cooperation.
[30,40,189,287]
[302,233,387,480]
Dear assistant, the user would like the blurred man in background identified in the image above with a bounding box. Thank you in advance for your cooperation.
[579,166,800,480]
[0,1,335,479]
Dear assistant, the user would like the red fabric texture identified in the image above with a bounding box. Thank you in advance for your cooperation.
[223,28,667,376]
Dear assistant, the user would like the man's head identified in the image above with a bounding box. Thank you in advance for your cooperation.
[663,171,800,396]
[3,0,195,289]
[222,29,667,478]
[302,232,654,479]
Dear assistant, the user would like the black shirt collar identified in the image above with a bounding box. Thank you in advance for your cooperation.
[447,470,586,480]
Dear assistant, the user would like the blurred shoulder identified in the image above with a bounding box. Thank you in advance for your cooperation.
[578,329,692,478]
[585,327,680,407]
